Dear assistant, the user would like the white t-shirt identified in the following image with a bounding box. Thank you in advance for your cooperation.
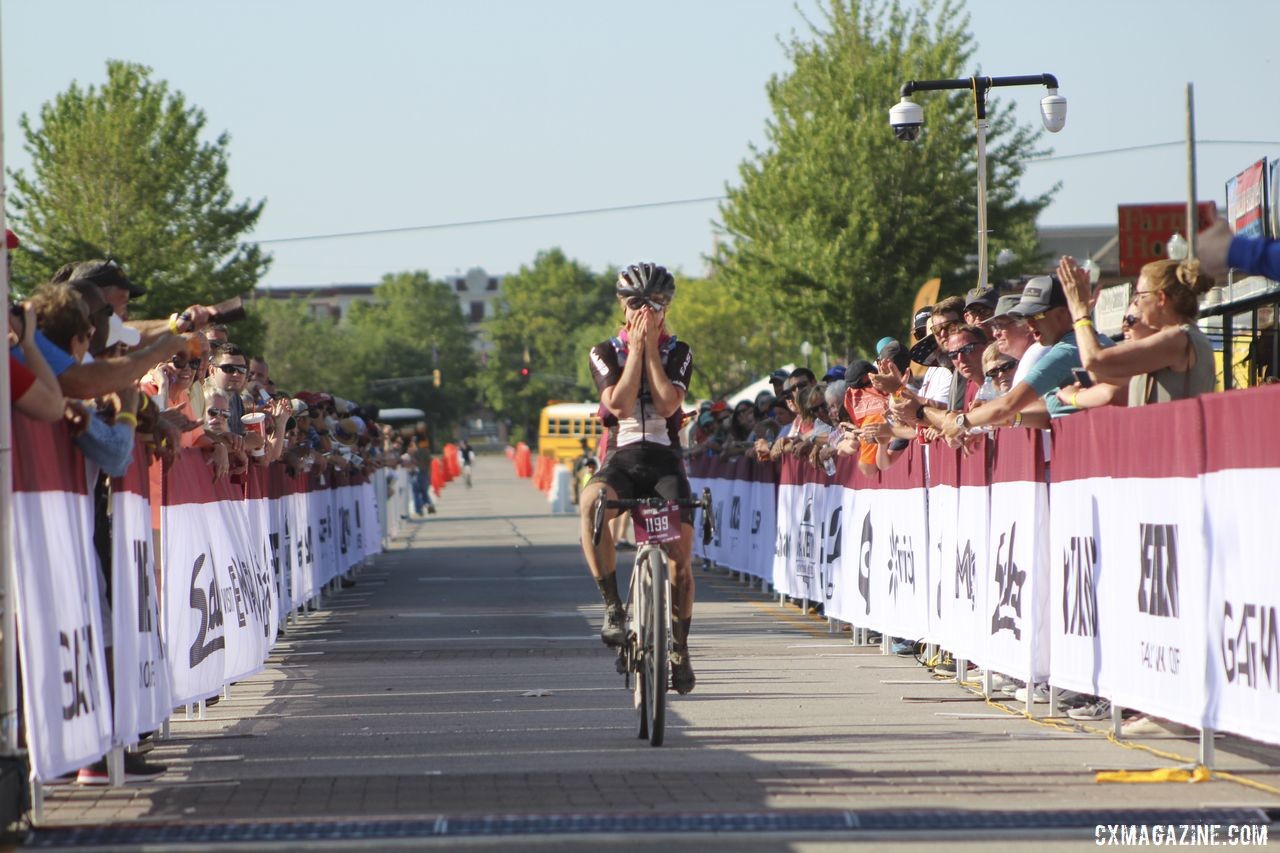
[1010,342,1049,389]
[919,365,953,404]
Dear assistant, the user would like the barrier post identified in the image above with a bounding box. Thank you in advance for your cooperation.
[106,747,124,786]
[1111,703,1123,738]
[1200,728,1215,769]
[29,774,43,825]
[955,657,968,684]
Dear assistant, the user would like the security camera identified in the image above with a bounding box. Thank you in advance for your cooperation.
[889,97,924,142]
[1040,89,1067,133]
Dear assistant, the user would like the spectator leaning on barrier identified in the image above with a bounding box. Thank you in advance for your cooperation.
[984,292,1046,387]
[9,298,65,422]
[938,275,1114,442]
[1057,254,1216,408]
[982,343,1017,395]
[208,344,251,435]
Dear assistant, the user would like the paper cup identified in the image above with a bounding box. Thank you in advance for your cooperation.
[241,411,267,457]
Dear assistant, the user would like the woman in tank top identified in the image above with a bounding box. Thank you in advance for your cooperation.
[1059,255,1217,405]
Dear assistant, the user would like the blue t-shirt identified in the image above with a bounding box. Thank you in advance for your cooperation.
[10,330,76,376]
[1020,328,1113,418]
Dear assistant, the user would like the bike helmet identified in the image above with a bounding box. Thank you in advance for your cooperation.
[616,262,675,307]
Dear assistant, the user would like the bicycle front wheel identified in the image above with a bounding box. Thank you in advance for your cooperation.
[644,547,669,747]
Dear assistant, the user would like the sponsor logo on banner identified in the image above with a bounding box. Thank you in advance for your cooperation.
[60,620,101,723]
[796,498,816,589]
[187,554,227,668]
[751,508,761,534]
[1062,536,1099,638]
[713,499,724,548]
[821,505,842,601]
[1221,602,1280,691]
[729,497,741,531]
[857,513,872,615]
[132,539,164,686]
[991,523,1025,640]
[1138,523,1180,618]
[886,528,916,602]
[956,540,977,612]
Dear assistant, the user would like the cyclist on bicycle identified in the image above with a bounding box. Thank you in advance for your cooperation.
[580,262,698,694]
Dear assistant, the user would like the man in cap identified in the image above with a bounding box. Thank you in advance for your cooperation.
[983,291,1045,387]
[963,285,999,324]
[940,275,1113,441]
[52,257,217,342]
[835,359,892,478]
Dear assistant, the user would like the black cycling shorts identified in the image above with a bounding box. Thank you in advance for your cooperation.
[588,443,694,524]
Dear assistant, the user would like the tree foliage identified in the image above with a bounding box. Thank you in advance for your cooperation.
[475,249,614,439]
[345,272,477,431]
[7,61,269,315]
[713,0,1053,357]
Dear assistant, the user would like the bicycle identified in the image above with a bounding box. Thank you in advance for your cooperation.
[591,488,715,746]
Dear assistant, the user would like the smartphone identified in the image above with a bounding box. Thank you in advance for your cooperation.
[1070,367,1094,388]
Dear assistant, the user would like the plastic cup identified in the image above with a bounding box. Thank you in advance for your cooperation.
[241,411,267,457]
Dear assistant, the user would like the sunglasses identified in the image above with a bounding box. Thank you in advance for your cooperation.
[784,382,811,396]
[217,363,248,374]
[945,342,981,360]
[626,296,664,311]
[206,407,230,419]
[1122,313,1139,328]
[984,360,1017,379]
[170,356,201,369]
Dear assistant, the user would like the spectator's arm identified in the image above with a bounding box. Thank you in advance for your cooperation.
[57,335,187,398]
[14,304,65,421]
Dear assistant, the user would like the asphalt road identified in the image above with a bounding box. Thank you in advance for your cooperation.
[32,455,1278,849]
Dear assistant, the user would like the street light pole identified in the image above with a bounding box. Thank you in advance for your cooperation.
[891,74,1065,291]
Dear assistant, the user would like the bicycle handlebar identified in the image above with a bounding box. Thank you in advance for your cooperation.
[590,487,716,547]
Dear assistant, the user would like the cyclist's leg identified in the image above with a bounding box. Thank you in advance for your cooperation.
[578,478,620,582]
[655,469,697,694]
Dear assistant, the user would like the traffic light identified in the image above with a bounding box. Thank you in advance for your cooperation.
[432,369,441,388]
[518,367,531,384]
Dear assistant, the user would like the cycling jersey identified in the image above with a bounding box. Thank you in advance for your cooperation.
[589,332,693,449]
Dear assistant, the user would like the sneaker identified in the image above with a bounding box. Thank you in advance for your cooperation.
[340,577,357,589]
[1014,683,1051,704]
[427,505,437,515]
[670,648,696,695]
[933,654,957,676]
[1121,715,1197,738]
[601,604,626,647]
[123,753,166,781]
[1068,699,1112,721]
[890,638,916,656]
[76,760,109,786]
[44,771,78,786]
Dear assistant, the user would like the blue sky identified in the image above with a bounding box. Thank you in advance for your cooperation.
[4,0,1278,287]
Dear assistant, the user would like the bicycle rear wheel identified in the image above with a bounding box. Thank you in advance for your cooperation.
[644,548,669,747]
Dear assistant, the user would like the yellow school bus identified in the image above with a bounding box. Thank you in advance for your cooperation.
[538,402,604,465]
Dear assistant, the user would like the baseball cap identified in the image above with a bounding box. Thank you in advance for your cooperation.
[769,369,791,387]
[909,335,940,366]
[964,286,999,311]
[845,359,875,389]
[984,293,1024,324]
[823,365,846,382]
[875,336,897,354]
[1009,275,1067,317]
[69,259,147,298]
[877,340,911,373]
[5,229,18,250]
[912,307,934,336]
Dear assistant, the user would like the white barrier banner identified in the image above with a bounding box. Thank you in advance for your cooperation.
[162,451,272,704]
[12,418,112,781]
[985,430,1050,683]
[749,476,776,582]
[111,447,173,746]
[1096,401,1208,728]
[291,485,320,604]
[1047,417,1108,696]
[1202,388,1280,743]
[721,460,752,573]
[925,444,967,657]
[816,481,845,614]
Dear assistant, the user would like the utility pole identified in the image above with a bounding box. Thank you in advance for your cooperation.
[1186,82,1198,258]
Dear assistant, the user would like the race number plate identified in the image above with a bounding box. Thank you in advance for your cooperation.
[632,504,681,544]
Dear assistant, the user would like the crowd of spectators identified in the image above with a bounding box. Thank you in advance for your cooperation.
[4,234,436,785]
[676,243,1248,732]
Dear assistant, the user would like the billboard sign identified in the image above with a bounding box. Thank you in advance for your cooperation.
[1117,202,1218,276]
[1225,158,1267,239]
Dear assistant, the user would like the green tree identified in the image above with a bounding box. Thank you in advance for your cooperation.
[345,272,477,435]
[252,297,355,394]
[713,0,1052,357]
[476,249,614,441]
[666,274,805,401]
[7,60,268,314]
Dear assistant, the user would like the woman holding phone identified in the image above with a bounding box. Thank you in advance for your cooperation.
[1059,255,1216,407]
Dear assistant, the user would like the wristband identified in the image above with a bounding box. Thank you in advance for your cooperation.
[915,405,926,421]
[115,411,138,429]
[1012,412,1023,428]
[1073,317,1094,329]
[1069,390,1080,408]
[168,314,183,335]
